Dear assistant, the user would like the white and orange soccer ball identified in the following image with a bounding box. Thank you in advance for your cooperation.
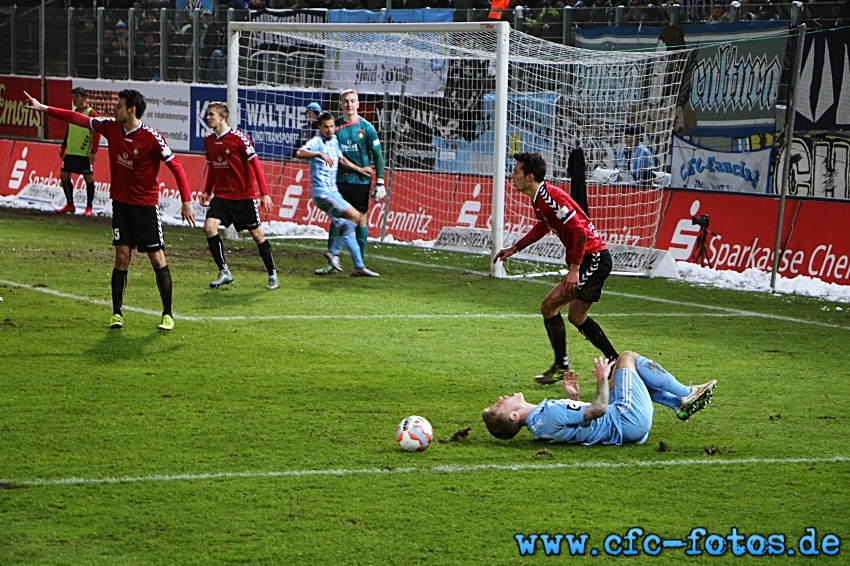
[395,415,433,452]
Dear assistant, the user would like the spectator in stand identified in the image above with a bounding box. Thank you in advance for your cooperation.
[248,0,266,9]
[341,0,364,9]
[487,0,512,21]
[737,0,757,20]
[208,49,227,83]
[76,17,99,78]
[624,0,648,23]
[135,32,161,80]
[614,124,654,184]
[138,8,159,37]
[308,0,341,8]
[227,0,250,10]
[836,0,850,27]
[563,0,584,26]
[526,0,565,41]
[585,0,614,26]
[102,26,124,79]
[658,0,681,23]
[454,0,490,21]
[707,0,728,21]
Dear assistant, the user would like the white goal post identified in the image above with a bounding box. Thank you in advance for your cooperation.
[227,21,689,278]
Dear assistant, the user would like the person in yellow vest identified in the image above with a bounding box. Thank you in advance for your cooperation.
[56,87,101,216]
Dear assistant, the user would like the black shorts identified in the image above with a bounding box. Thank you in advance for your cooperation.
[111,200,165,252]
[575,249,613,303]
[61,155,93,175]
[207,197,261,232]
[337,182,370,214]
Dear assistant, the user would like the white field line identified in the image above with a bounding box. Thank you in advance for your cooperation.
[2,276,848,330]
[3,456,848,488]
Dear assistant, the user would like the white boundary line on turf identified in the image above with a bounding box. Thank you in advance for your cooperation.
[0,278,790,322]
[3,276,849,330]
[3,456,848,488]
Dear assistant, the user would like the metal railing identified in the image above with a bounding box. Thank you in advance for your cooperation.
[0,4,835,82]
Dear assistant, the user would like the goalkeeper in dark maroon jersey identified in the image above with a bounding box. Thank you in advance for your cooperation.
[25,89,196,331]
[494,152,618,385]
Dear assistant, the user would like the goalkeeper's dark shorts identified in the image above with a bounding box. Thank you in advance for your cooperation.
[574,249,612,304]
[338,182,370,214]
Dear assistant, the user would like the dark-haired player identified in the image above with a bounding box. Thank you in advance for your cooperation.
[296,111,379,277]
[24,89,196,331]
[494,152,617,384]
[315,88,385,275]
[201,102,278,290]
[56,87,100,216]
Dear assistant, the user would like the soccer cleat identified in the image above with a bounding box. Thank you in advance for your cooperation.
[314,263,337,276]
[676,379,717,421]
[324,251,343,272]
[158,314,175,330]
[109,314,124,329]
[209,269,233,288]
[267,274,280,290]
[56,204,75,214]
[351,267,380,277]
[83,206,94,216]
[534,363,570,385]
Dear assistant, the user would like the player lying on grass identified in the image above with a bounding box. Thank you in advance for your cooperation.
[482,352,716,445]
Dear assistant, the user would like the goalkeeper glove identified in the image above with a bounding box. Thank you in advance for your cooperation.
[371,179,387,203]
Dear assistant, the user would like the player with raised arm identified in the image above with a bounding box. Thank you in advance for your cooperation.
[296,111,379,277]
[315,89,386,275]
[482,352,718,444]
[56,87,100,216]
[494,152,618,385]
[200,102,279,291]
[24,89,196,331]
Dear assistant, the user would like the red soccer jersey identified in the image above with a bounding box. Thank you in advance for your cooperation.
[514,181,607,265]
[203,128,262,200]
[90,118,177,206]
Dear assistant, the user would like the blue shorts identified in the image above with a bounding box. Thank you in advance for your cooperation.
[612,367,654,444]
[312,190,351,219]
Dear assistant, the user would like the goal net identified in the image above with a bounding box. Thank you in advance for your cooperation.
[227,21,690,277]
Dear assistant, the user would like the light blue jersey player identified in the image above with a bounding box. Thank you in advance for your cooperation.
[296,112,379,277]
[482,351,717,445]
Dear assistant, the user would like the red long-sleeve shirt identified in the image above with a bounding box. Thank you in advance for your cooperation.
[514,181,607,266]
[203,128,269,200]
[46,106,191,207]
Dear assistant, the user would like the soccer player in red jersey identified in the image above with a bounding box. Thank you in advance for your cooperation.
[494,152,618,385]
[24,89,196,331]
[200,102,278,290]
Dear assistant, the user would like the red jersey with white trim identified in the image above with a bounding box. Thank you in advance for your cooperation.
[91,118,176,206]
[514,181,607,265]
[203,128,260,200]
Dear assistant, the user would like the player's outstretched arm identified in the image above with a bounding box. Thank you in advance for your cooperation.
[249,157,273,213]
[25,91,94,130]
[584,357,613,421]
[340,156,367,177]
[23,91,47,112]
[164,158,196,227]
[563,370,580,401]
[493,245,518,263]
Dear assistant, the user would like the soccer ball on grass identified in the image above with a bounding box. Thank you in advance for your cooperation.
[396,415,433,452]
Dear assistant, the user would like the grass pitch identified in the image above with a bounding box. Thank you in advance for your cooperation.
[1,208,849,564]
